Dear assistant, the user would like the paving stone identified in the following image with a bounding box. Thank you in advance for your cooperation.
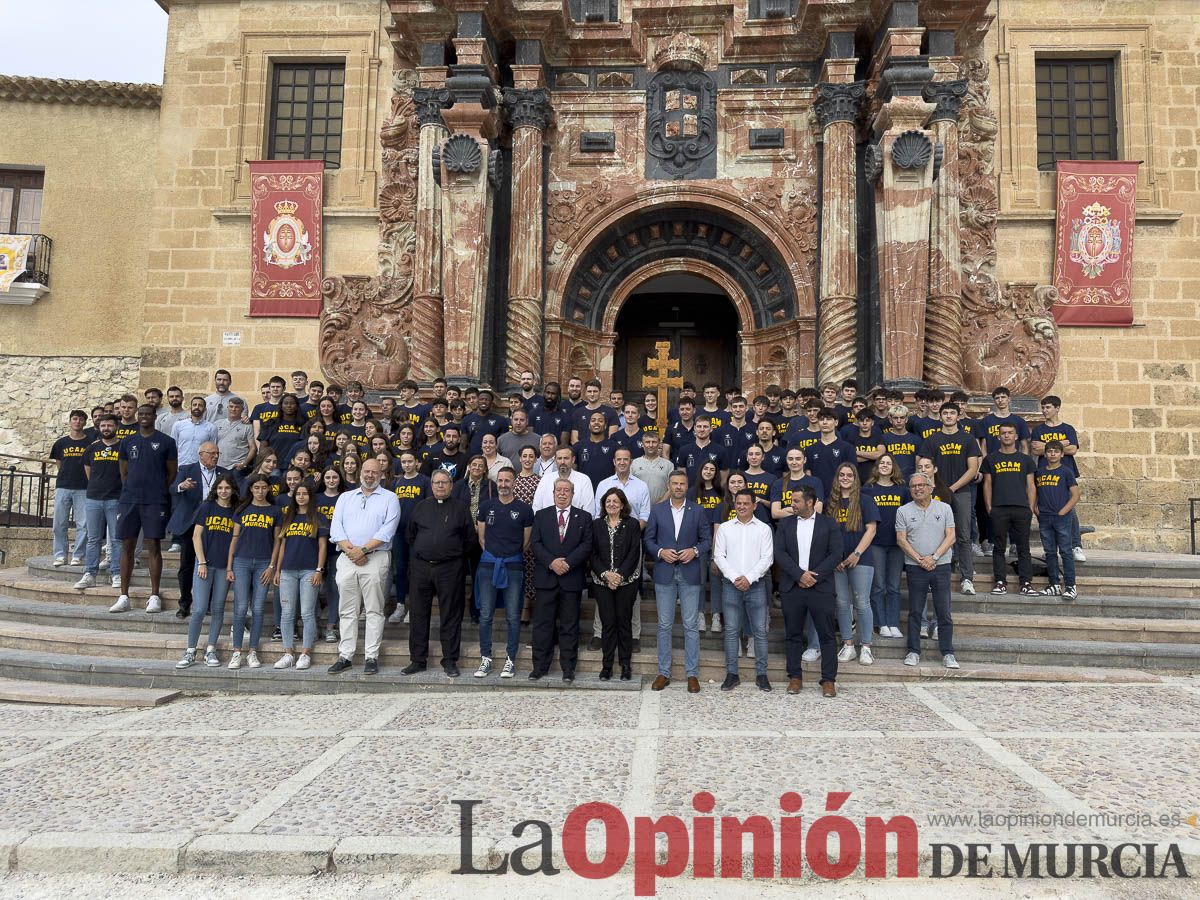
[382,690,641,731]
[111,694,399,734]
[0,735,64,763]
[184,833,334,875]
[0,702,125,731]
[16,831,190,874]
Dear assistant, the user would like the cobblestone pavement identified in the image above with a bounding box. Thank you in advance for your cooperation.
[1,679,1199,895]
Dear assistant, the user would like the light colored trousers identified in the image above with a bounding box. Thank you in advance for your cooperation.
[336,550,391,660]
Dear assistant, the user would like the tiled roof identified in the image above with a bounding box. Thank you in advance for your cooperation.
[0,75,162,109]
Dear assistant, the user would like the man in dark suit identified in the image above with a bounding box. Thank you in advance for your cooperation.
[167,441,226,619]
[644,469,713,693]
[529,477,593,681]
[774,483,842,697]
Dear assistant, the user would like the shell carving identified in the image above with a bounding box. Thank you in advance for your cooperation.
[441,134,482,173]
[891,130,932,170]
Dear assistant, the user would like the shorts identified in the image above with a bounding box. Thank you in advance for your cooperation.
[116,502,168,541]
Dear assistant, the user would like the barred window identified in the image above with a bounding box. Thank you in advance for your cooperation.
[268,63,345,168]
[1035,59,1117,170]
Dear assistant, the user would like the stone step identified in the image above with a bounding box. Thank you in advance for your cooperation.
[0,675,180,708]
[1,594,1196,646]
[0,646,1163,695]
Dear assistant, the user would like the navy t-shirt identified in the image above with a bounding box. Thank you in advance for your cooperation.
[769,474,826,511]
[908,415,941,442]
[250,402,280,431]
[233,503,279,560]
[675,441,729,485]
[118,432,177,504]
[714,421,755,463]
[742,471,778,516]
[193,500,236,567]
[261,419,306,460]
[611,428,646,460]
[51,435,90,490]
[755,445,787,478]
[979,413,1031,455]
[863,483,910,547]
[279,516,326,571]
[573,439,618,487]
[919,431,981,490]
[313,492,339,528]
[1035,466,1078,517]
[833,495,882,559]
[392,474,431,523]
[982,450,1037,507]
[1030,422,1080,476]
[847,431,884,482]
[530,407,569,440]
[477,498,534,559]
[571,404,619,438]
[462,412,511,454]
[803,438,857,494]
[882,431,920,479]
[84,440,123,500]
[697,408,729,431]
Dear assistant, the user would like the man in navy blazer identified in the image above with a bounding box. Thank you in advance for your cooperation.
[529,477,594,681]
[644,469,713,692]
[167,441,226,619]
[774,483,842,696]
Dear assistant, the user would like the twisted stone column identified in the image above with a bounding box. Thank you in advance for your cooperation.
[815,81,865,387]
[409,88,450,382]
[923,79,968,388]
[502,88,552,384]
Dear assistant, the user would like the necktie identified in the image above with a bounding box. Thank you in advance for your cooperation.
[558,509,567,542]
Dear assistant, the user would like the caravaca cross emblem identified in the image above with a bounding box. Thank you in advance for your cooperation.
[1068,201,1122,279]
[262,199,312,269]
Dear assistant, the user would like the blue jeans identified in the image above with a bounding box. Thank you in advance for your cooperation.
[53,488,87,560]
[324,550,340,629]
[834,564,875,645]
[1039,515,1076,586]
[1068,508,1082,549]
[231,556,271,650]
[870,545,905,629]
[655,568,701,678]
[279,569,319,650]
[393,530,411,605]
[84,498,120,577]
[188,564,230,649]
[722,578,768,677]
[905,563,953,656]
[477,564,523,660]
[699,551,721,616]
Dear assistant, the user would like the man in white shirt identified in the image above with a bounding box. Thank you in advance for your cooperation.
[327,459,401,675]
[714,489,775,692]
[588,447,650,651]
[532,446,595,513]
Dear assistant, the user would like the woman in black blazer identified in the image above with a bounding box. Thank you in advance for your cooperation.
[590,487,643,681]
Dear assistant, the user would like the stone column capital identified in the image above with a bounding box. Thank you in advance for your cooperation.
[814,81,867,130]
[412,88,451,127]
[502,87,553,131]
[922,79,968,124]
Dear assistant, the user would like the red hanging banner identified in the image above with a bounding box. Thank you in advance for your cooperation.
[248,160,324,317]
[1051,160,1139,327]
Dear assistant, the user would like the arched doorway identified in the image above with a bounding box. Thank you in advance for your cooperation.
[613,272,739,397]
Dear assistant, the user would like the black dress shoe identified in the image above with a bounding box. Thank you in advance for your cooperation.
[327,657,353,674]
[599,668,612,681]
[562,671,575,683]
[631,639,641,653]
[400,661,426,675]
[720,674,740,692]
[756,674,773,693]
[588,636,602,652]
[443,663,461,678]
[620,665,632,681]
[175,605,190,619]
[528,670,545,680]
[364,658,379,675]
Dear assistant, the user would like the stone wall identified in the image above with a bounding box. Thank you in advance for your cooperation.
[0,355,140,459]
[990,0,1200,551]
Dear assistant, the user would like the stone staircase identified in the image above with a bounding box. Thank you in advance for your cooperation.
[0,549,1197,694]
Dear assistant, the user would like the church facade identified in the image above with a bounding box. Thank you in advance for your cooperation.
[0,0,1198,550]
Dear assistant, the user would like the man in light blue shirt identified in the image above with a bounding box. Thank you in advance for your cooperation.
[170,397,219,466]
[328,458,401,674]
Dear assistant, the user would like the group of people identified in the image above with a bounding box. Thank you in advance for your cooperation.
[47,368,1085,693]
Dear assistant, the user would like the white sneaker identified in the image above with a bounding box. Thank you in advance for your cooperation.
[500,657,515,678]
[108,595,130,613]
[474,656,492,678]
[146,595,162,614]
[74,573,96,590]
[203,648,219,667]
[903,652,920,667]
[69,556,84,566]
[247,651,261,669]
[943,653,960,669]
[919,623,929,638]
[859,646,874,665]
[167,543,182,554]
[111,575,122,588]
[402,608,410,623]
[99,554,109,568]
[53,557,67,567]
[710,613,722,633]
[801,647,821,662]
[1073,547,1086,562]
[930,624,939,641]
[274,652,295,669]
[175,649,196,669]
[960,579,976,596]
[387,605,406,624]
[228,651,242,669]
[837,644,857,662]
[971,542,984,558]
[698,613,707,633]
[296,653,311,670]
[890,626,904,638]
[747,638,756,660]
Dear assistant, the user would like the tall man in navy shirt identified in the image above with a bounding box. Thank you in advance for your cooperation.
[803,409,857,495]
[573,410,618,488]
[112,405,177,615]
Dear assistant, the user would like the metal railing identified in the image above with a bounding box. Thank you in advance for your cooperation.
[5,233,52,287]
[0,454,55,528]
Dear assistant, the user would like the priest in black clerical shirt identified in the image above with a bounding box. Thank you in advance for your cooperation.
[402,469,477,677]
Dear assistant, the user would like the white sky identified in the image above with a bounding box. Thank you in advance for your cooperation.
[1,0,168,84]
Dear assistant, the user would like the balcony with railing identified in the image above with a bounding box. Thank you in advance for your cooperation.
[1,233,51,305]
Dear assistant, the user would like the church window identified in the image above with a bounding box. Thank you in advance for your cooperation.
[1035,58,1117,170]
[267,63,346,169]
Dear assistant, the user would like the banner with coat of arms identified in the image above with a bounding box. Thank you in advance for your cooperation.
[249,160,324,317]
[0,234,31,293]
[1052,160,1139,327]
